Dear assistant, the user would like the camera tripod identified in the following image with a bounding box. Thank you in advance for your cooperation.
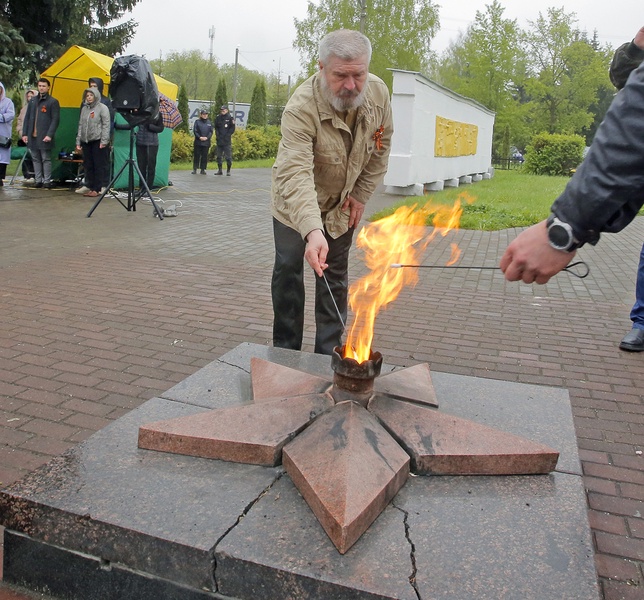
[86,127,164,219]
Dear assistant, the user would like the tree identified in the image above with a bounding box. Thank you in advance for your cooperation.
[150,50,219,101]
[215,79,229,111]
[2,0,142,82]
[523,8,609,135]
[248,79,267,127]
[0,16,40,88]
[293,0,439,88]
[433,1,529,155]
[176,84,190,133]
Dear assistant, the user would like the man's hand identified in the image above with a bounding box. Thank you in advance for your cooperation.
[304,229,329,277]
[22,136,28,144]
[499,220,576,284]
[341,194,365,228]
[634,26,644,49]
[43,136,51,143]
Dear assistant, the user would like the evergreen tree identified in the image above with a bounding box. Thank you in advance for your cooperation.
[176,84,190,133]
[248,79,267,127]
[2,0,142,80]
[215,79,229,111]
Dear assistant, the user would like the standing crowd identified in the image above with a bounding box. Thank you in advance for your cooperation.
[3,75,172,195]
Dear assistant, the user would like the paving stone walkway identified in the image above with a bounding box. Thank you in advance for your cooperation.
[0,168,642,600]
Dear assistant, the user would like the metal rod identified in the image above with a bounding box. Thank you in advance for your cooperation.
[321,272,348,336]
[391,261,590,279]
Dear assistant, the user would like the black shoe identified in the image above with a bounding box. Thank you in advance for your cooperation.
[215,169,223,175]
[191,170,196,174]
[619,327,644,352]
[226,171,231,176]
[43,182,55,189]
[200,170,206,175]
[34,182,43,188]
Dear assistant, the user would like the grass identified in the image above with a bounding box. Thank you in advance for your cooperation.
[170,158,275,170]
[369,169,571,230]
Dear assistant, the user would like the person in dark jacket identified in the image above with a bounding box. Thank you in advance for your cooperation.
[21,77,60,188]
[192,109,213,174]
[607,27,644,352]
[214,105,235,175]
[499,47,644,294]
[136,111,164,191]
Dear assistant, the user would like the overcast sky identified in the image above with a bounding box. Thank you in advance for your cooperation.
[119,0,641,78]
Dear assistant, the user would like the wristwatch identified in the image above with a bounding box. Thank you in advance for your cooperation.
[546,215,580,251]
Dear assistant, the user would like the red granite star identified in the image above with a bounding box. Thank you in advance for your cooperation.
[138,358,558,554]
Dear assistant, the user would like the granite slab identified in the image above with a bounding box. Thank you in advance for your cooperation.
[0,343,599,599]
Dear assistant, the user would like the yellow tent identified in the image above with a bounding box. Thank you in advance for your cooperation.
[42,45,177,106]
[40,46,178,187]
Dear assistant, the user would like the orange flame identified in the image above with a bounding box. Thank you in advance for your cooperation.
[344,196,466,363]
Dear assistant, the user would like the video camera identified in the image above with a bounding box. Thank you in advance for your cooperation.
[110,55,160,127]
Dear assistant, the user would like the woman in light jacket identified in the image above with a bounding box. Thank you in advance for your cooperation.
[0,82,16,186]
[76,87,110,197]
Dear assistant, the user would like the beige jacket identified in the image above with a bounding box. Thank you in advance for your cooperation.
[271,71,393,239]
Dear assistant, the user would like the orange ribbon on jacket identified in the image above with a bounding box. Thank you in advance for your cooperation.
[373,125,384,150]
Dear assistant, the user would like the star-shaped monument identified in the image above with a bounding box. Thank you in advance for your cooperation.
[138,354,558,554]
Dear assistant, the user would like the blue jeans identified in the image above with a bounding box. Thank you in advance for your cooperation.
[630,241,644,329]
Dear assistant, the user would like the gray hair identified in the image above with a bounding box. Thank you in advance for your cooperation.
[319,29,372,66]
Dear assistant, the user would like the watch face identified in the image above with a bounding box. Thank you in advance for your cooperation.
[548,223,571,249]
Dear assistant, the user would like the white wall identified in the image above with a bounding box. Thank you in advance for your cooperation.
[384,69,495,196]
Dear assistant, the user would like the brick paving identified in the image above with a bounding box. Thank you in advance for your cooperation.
[0,168,643,599]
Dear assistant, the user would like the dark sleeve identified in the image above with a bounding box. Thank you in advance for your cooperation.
[610,41,644,90]
[148,112,164,133]
[551,59,644,244]
[46,99,60,138]
[21,102,32,137]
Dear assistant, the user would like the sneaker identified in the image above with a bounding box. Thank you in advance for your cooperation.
[43,182,55,189]
[191,171,196,174]
[200,170,206,175]
[34,182,43,188]
[75,185,90,194]
[22,177,36,186]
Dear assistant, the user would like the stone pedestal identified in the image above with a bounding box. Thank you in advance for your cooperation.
[0,343,599,600]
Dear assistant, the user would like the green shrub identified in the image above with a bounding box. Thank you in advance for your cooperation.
[172,125,281,163]
[170,130,194,163]
[523,133,585,177]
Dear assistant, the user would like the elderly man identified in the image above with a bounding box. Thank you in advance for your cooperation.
[271,29,393,355]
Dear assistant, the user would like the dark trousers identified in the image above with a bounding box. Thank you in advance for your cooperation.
[216,144,232,169]
[193,144,209,171]
[271,218,354,355]
[81,140,108,192]
[136,144,159,190]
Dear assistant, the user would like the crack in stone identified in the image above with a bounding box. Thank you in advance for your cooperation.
[393,501,422,600]
[211,469,285,591]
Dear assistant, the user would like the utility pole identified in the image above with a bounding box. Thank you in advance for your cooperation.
[209,27,215,63]
[232,46,239,123]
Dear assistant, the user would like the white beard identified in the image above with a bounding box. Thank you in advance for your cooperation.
[319,74,367,112]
